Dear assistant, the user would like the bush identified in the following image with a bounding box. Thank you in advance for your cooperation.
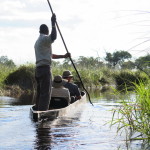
[114,70,148,91]
[4,65,35,90]
[0,64,16,88]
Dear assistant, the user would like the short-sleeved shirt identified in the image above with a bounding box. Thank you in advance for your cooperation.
[51,87,71,103]
[64,82,81,97]
[34,34,53,67]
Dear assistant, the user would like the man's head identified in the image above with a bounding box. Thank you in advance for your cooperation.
[52,75,67,88]
[62,70,73,82]
[39,24,49,35]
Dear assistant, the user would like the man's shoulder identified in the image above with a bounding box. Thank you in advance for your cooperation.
[52,87,68,94]
[71,83,78,88]
[39,34,49,40]
[66,82,77,86]
[62,87,69,91]
[65,82,78,90]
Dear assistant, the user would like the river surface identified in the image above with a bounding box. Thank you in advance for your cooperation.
[0,91,148,150]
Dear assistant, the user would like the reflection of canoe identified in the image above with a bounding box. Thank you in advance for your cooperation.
[30,92,86,121]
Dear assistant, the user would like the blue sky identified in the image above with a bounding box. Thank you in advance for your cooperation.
[0,0,150,64]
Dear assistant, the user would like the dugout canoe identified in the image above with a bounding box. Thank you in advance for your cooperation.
[30,92,86,121]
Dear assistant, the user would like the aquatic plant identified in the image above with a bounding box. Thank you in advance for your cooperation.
[111,80,150,141]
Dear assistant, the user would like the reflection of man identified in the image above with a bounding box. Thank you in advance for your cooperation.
[62,70,81,102]
[34,14,70,111]
[35,126,52,149]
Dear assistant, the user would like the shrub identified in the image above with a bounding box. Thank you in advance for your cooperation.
[4,65,35,90]
[0,64,16,87]
[114,70,148,91]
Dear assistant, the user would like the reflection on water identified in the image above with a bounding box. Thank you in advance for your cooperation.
[34,127,52,150]
[0,91,149,150]
[0,94,34,107]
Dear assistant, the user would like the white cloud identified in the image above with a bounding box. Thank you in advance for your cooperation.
[0,0,150,64]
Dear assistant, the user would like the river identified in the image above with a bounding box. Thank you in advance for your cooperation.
[0,91,148,150]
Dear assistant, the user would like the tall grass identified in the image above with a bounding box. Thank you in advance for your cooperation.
[0,63,148,96]
[4,64,35,90]
[111,80,150,141]
[0,64,16,88]
[52,66,110,88]
[114,70,148,91]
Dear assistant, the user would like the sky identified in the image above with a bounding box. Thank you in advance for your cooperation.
[0,0,150,64]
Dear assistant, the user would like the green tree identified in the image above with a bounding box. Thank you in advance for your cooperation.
[52,60,61,67]
[77,56,103,68]
[105,50,132,67]
[62,58,75,68]
[121,61,135,69]
[135,54,150,69]
[105,52,113,67]
[0,56,16,67]
[134,54,150,78]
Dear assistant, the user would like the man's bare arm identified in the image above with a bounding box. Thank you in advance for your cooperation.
[51,14,57,42]
[52,53,71,59]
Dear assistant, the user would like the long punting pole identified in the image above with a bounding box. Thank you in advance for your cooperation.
[47,0,93,105]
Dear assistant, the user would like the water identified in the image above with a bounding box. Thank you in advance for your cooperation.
[0,93,148,150]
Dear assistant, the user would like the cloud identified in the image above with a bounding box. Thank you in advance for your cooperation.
[0,0,150,64]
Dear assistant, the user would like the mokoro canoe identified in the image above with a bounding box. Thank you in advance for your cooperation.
[30,92,86,121]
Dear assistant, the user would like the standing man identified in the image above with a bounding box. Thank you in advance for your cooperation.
[62,70,81,103]
[34,14,70,111]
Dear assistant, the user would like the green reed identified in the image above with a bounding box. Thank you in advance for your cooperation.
[4,64,35,90]
[0,64,16,87]
[114,70,148,91]
[111,79,150,140]
[0,63,148,97]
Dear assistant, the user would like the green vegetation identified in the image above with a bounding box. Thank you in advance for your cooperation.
[105,50,132,67]
[111,80,150,141]
[0,56,16,67]
[4,64,35,90]
[0,52,149,96]
[0,64,16,88]
[0,56,16,88]
[114,70,148,91]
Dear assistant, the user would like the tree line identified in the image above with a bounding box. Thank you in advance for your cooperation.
[54,51,150,71]
[0,50,150,70]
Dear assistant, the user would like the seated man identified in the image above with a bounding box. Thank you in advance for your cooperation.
[51,75,71,105]
[62,70,81,103]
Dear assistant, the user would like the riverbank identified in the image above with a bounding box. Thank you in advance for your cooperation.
[0,63,149,98]
[0,85,34,98]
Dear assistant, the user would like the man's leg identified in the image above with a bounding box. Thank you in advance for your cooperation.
[38,68,52,111]
[34,76,40,110]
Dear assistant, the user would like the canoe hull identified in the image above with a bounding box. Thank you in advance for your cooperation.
[30,93,86,121]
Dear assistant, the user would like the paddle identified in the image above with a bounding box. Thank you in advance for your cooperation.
[46,0,93,106]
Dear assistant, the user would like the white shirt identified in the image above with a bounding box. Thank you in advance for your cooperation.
[51,87,71,103]
[34,34,53,67]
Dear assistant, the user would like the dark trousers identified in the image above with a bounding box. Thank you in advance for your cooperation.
[35,65,52,111]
